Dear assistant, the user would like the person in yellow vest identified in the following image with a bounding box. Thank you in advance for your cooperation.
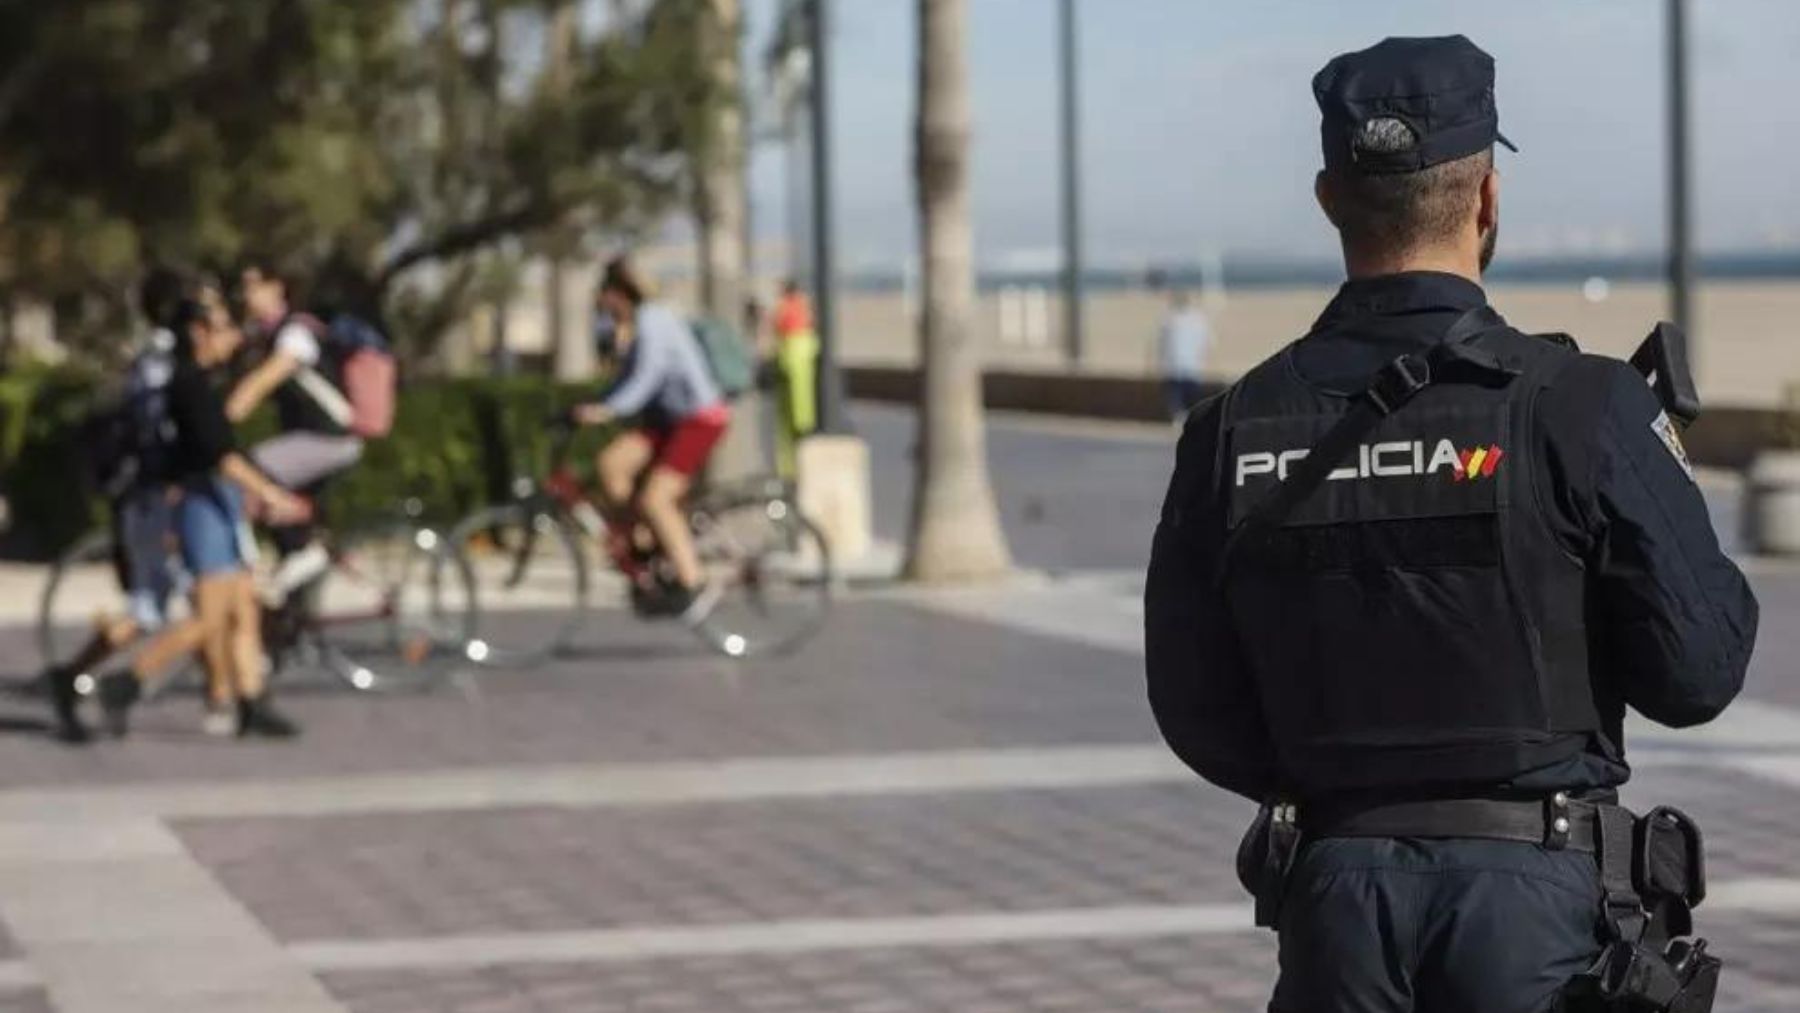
[768,279,819,479]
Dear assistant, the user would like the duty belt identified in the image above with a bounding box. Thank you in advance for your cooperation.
[1303,792,1606,854]
[1235,793,1721,1011]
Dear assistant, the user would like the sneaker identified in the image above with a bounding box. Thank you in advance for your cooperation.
[265,542,331,606]
[46,665,90,745]
[98,673,141,738]
[677,582,723,626]
[237,696,299,739]
[629,579,681,619]
[201,707,239,738]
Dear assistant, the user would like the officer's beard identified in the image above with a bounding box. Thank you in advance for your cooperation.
[1479,219,1499,273]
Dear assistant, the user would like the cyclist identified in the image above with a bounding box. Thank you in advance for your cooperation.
[570,256,730,620]
[69,290,308,741]
[225,261,365,600]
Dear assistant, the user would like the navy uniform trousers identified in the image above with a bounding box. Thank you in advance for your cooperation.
[1269,837,1605,1013]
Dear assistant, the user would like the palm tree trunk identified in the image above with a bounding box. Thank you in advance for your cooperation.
[694,0,747,323]
[545,0,592,382]
[904,0,1011,582]
[694,0,765,478]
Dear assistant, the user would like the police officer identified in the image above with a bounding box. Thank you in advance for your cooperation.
[1145,36,1758,1013]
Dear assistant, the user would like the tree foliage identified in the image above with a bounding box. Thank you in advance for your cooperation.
[0,0,709,359]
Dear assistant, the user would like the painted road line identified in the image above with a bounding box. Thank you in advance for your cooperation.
[0,818,343,1013]
[289,875,1800,974]
[290,904,1255,972]
[0,745,1196,823]
[0,960,41,991]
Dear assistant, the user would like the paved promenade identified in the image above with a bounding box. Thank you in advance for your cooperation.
[0,405,1794,1011]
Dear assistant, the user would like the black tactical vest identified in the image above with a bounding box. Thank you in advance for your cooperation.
[1219,325,1608,796]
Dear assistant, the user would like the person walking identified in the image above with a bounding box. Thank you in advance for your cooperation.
[1145,36,1757,1012]
[44,268,189,741]
[768,279,819,479]
[70,290,308,740]
[1156,289,1210,421]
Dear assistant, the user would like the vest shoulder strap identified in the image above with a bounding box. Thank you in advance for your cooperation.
[1218,306,1518,579]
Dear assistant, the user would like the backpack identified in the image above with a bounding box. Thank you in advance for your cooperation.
[290,313,397,439]
[689,316,755,398]
[82,345,178,500]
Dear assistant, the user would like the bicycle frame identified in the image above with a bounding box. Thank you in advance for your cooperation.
[495,423,642,593]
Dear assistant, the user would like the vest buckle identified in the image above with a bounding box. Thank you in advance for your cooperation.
[1364,354,1432,416]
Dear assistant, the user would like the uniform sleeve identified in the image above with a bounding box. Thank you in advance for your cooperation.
[602,313,670,417]
[1144,394,1277,801]
[1546,357,1758,728]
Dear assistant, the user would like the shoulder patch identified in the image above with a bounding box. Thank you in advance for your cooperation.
[1651,410,1695,482]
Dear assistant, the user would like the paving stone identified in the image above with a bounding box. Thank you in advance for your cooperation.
[0,598,1153,789]
[175,782,1246,943]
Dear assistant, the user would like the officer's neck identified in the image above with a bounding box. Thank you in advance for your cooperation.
[1341,244,1482,286]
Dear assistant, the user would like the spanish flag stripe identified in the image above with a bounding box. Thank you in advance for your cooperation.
[1482,446,1504,477]
[1465,447,1488,478]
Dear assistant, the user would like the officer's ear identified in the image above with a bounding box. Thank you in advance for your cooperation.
[1477,167,1500,235]
[1315,171,1342,229]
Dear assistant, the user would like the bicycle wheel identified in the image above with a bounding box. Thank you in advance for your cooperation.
[37,529,198,701]
[447,502,590,667]
[689,492,832,658]
[310,520,477,692]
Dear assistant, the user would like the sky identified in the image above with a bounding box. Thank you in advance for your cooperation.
[736,0,1800,271]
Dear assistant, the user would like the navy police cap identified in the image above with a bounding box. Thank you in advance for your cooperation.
[1313,35,1517,175]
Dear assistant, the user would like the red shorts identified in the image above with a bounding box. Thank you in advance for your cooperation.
[646,404,730,477]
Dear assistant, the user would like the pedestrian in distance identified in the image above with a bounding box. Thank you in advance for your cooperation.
[1157,288,1210,422]
[1145,35,1756,1013]
[769,279,820,479]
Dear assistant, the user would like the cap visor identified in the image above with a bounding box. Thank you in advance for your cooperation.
[1496,130,1518,153]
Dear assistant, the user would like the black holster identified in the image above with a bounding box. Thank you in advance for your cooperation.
[1235,800,1301,929]
[1561,806,1720,1013]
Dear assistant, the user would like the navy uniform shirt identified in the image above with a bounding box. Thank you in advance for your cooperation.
[1145,271,1759,802]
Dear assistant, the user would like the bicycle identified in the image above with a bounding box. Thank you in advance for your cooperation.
[38,499,477,697]
[445,419,833,667]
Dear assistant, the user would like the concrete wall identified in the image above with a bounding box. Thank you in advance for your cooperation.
[832,280,1800,409]
[845,364,1779,471]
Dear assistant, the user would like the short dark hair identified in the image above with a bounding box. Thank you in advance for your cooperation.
[167,297,210,361]
[239,257,307,301]
[138,266,192,330]
[1322,117,1491,254]
[600,256,650,305]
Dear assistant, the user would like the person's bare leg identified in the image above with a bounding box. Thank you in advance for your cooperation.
[59,615,140,677]
[130,616,208,688]
[596,432,655,512]
[228,570,298,738]
[228,572,266,701]
[190,577,237,701]
[98,576,232,736]
[638,467,702,589]
[596,433,657,556]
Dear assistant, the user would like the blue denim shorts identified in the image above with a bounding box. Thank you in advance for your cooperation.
[177,478,252,577]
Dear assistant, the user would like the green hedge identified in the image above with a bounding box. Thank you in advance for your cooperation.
[0,368,614,560]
